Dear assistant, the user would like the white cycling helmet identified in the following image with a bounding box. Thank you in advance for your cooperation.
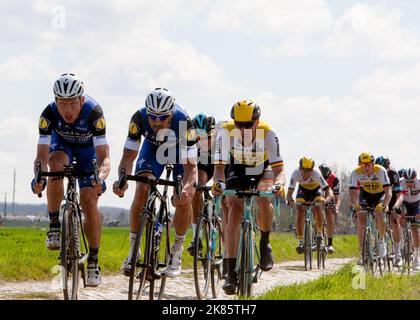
[53,73,84,99]
[145,88,175,115]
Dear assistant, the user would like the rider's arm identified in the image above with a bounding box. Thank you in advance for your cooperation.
[382,185,392,209]
[272,166,286,186]
[334,194,341,211]
[34,144,49,173]
[95,144,111,181]
[349,170,360,207]
[117,148,138,176]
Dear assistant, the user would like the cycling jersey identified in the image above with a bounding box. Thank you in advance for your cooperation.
[37,95,107,190]
[326,173,340,195]
[387,166,402,209]
[38,95,107,148]
[349,165,390,194]
[289,169,329,191]
[124,104,197,162]
[214,120,283,168]
[401,179,420,203]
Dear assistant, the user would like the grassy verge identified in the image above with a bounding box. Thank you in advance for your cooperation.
[0,227,358,281]
[257,263,420,300]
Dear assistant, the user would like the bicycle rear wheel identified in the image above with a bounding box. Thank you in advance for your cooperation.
[385,229,394,273]
[211,218,223,299]
[238,221,253,297]
[61,203,81,300]
[193,214,211,300]
[402,229,413,275]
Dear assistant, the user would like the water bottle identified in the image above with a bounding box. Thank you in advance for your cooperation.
[211,227,217,252]
[154,221,163,251]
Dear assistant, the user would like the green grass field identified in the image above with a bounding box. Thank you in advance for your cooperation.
[0,227,358,281]
[257,263,420,300]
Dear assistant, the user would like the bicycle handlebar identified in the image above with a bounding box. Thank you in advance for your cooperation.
[222,189,275,198]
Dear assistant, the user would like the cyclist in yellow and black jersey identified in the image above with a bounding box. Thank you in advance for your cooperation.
[286,157,334,254]
[349,152,392,264]
[212,100,286,295]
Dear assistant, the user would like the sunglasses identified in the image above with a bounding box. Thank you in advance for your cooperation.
[234,121,255,129]
[148,113,171,121]
[405,180,415,184]
[301,168,312,173]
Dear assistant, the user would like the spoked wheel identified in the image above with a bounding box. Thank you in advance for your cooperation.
[402,231,413,275]
[211,218,223,299]
[304,220,312,271]
[238,221,253,298]
[128,215,148,300]
[385,231,394,273]
[61,204,82,300]
[148,216,170,300]
[363,229,374,276]
[193,215,211,300]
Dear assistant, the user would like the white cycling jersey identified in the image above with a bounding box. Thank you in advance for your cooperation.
[349,165,390,194]
[400,179,420,203]
[214,120,283,168]
[288,169,329,191]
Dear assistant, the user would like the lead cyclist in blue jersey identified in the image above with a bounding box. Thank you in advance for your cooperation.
[31,73,111,287]
[113,88,198,278]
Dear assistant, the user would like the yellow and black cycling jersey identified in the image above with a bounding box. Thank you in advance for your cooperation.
[288,169,329,191]
[214,120,283,168]
[349,165,390,195]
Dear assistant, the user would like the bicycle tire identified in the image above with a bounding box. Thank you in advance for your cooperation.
[127,214,147,300]
[193,214,211,300]
[136,216,153,300]
[385,229,394,272]
[61,203,80,300]
[238,221,252,297]
[402,228,413,275]
[149,213,170,300]
[211,218,223,299]
[304,218,312,271]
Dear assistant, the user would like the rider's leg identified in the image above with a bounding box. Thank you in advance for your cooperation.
[326,208,335,246]
[391,211,403,261]
[256,178,275,271]
[295,203,305,253]
[188,170,208,254]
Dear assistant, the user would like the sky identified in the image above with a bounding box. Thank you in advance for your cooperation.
[0,0,419,209]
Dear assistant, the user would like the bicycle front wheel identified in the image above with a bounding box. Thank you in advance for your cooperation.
[304,219,312,271]
[61,203,81,300]
[193,214,211,300]
[238,221,253,298]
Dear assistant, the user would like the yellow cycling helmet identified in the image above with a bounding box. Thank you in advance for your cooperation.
[299,157,315,170]
[358,152,375,164]
[230,100,261,122]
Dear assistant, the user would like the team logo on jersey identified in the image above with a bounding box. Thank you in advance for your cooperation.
[129,122,138,135]
[94,117,106,130]
[39,117,50,130]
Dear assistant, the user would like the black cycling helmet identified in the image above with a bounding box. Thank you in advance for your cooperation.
[398,168,407,179]
[375,155,390,169]
[318,164,331,179]
[404,168,417,181]
[192,113,216,134]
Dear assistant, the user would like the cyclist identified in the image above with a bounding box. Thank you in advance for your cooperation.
[187,113,216,255]
[375,156,403,266]
[400,168,420,270]
[318,164,341,254]
[349,152,392,264]
[286,158,333,254]
[113,88,198,278]
[31,73,111,287]
[212,99,286,295]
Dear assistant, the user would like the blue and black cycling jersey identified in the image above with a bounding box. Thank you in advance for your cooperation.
[38,95,107,148]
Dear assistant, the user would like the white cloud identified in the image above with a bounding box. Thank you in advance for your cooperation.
[205,0,332,36]
[324,4,420,60]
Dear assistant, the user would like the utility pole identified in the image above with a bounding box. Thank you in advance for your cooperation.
[0,193,6,224]
[12,168,16,215]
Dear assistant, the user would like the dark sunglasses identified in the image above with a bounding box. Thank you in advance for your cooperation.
[302,168,312,173]
[234,121,255,129]
[148,113,171,121]
[405,180,416,184]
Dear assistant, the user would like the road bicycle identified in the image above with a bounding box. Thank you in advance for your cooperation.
[35,158,99,300]
[192,185,223,300]
[117,164,181,300]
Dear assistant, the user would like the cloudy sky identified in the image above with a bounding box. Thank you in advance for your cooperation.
[1,0,419,209]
